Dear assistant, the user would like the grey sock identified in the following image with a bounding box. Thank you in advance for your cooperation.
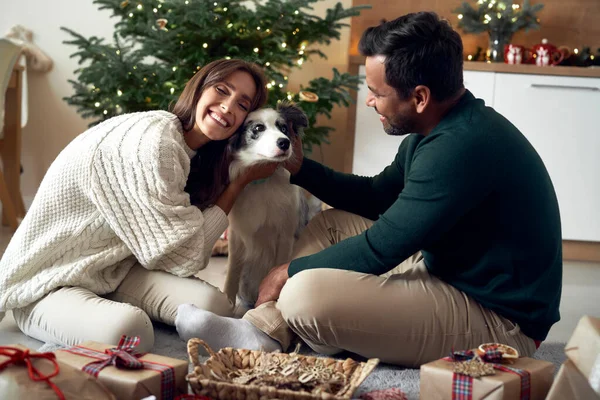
[175,303,282,353]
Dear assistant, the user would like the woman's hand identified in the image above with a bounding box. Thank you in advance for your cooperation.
[255,263,290,307]
[238,161,281,186]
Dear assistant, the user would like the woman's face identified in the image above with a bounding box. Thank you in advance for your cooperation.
[193,70,257,143]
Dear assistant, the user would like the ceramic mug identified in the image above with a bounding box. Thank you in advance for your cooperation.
[504,44,533,65]
[532,39,564,66]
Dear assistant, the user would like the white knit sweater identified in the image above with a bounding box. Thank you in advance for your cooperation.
[0,111,229,318]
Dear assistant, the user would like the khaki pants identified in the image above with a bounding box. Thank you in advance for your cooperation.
[13,266,233,352]
[243,209,536,367]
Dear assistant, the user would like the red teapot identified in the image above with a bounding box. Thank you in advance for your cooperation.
[532,38,564,66]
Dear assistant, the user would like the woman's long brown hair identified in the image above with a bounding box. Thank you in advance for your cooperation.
[170,59,268,210]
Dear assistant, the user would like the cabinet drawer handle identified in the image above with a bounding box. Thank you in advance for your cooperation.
[530,83,599,91]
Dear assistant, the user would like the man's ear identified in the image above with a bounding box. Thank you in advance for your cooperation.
[412,85,431,114]
[277,101,308,136]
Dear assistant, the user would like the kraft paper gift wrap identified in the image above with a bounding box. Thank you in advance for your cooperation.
[419,353,554,399]
[54,339,188,400]
[564,315,600,395]
[0,344,115,400]
[546,359,600,400]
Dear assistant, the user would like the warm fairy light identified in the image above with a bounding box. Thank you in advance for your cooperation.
[172,66,177,71]
[225,56,231,59]
[279,84,283,88]
[116,50,120,55]
[458,14,463,19]
[129,12,134,17]
[223,7,228,11]
[265,62,270,66]
[170,88,175,94]
[297,59,303,65]
[294,10,299,14]
[574,48,579,54]
[591,55,595,60]
[257,27,261,30]
[227,23,233,28]
[287,94,292,100]
[254,48,259,53]
[266,83,273,88]
[299,50,304,55]
[468,55,473,60]
[117,90,123,96]
[153,8,157,12]
[180,40,184,44]
[281,42,287,48]
[497,13,502,18]
[95,102,100,107]
[137,4,142,10]
[203,43,208,48]
[284,76,288,80]
[103,110,108,115]
[512,4,520,9]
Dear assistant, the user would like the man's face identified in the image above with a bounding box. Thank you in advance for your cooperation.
[365,56,417,136]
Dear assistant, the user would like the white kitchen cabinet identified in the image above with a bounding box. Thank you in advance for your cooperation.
[463,70,496,107]
[493,73,600,241]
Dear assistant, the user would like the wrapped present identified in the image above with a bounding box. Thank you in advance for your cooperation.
[564,315,600,395]
[420,346,554,399]
[546,359,600,400]
[55,335,188,400]
[0,344,115,400]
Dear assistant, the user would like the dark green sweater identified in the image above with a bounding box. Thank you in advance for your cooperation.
[289,90,562,341]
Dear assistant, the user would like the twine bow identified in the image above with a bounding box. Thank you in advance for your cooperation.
[446,348,531,400]
[82,335,144,377]
[0,346,65,400]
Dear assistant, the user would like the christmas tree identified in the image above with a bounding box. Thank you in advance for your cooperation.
[61,0,369,154]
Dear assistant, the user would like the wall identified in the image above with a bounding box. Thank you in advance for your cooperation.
[350,0,600,58]
[1,0,352,199]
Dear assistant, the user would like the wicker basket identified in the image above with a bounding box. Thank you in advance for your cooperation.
[186,338,379,400]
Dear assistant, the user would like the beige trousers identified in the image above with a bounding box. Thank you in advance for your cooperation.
[243,209,536,367]
[13,266,233,352]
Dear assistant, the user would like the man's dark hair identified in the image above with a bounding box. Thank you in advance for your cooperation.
[359,12,464,102]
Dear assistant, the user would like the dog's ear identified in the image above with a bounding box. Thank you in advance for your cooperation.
[277,101,308,137]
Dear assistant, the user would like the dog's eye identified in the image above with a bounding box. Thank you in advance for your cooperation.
[253,124,265,133]
[280,125,288,134]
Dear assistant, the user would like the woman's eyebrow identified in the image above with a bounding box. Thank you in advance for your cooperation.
[223,81,252,103]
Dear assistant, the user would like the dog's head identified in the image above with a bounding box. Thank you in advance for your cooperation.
[229,102,308,165]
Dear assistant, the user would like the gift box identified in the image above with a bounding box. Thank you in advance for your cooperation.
[546,359,600,400]
[564,315,600,395]
[419,348,554,399]
[54,335,188,400]
[0,344,115,399]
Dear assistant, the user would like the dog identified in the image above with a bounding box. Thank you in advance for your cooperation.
[223,102,311,309]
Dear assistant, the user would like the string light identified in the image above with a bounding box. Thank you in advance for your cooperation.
[287,94,293,100]
[267,83,273,88]
[227,23,233,28]
[223,7,228,11]
[458,14,463,19]
[254,47,259,53]
[185,0,189,3]
[225,56,231,59]
[153,8,157,12]
[574,48,579,54]
[103,110,108,115]
[158,4,161,8]
[203,43,208,48]
[497,13,502,18]
[271,80,275,85]
[143,77,148,81]
[297,59,303,65]
[265,62,270,66]
[266,29,270,33]
[468,55,473,60]
[299,50,304,55]
[214,1,217,5]
[133,66,137,69]
[172,66,178,71]
[170,88,175,94]
[284,76,288,80]
[129,12,134,17]
[512,4,519,9]
[294,10,299,14]
[116,50,120,55]
[137,4,142,10]
[180,40,184,44]
[95,102,100,107]
[281,42,287,48]
[117,90,123,96]
[257,27,261,30]
[279,84,283,88]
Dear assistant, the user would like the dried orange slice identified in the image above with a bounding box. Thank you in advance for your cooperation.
[299,91,319,103]
[477,343,519,360]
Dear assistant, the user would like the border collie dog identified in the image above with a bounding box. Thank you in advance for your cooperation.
[223,102,310,308]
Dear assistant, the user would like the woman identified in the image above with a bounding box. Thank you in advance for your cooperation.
[0,59,274,351]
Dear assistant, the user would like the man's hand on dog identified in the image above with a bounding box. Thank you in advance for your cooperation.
[284,136,304,176]
[255,262,290,307]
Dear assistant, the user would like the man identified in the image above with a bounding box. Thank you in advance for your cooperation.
[176,12,562,367]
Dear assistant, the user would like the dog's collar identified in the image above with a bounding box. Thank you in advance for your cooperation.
[250,178,268,185]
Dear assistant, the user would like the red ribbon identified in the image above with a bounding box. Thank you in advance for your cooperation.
[0,346,66,400]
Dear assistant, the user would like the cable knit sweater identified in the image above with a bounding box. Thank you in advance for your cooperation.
[0,111,229,319]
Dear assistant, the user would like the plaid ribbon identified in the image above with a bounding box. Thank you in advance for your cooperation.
[445,349,531,400]
[0,346,66,400]
[63,335,176,400]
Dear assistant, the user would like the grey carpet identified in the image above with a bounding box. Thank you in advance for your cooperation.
[39,323,566,400]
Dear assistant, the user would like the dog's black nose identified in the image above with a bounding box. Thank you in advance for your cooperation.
[276,138,290,151]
